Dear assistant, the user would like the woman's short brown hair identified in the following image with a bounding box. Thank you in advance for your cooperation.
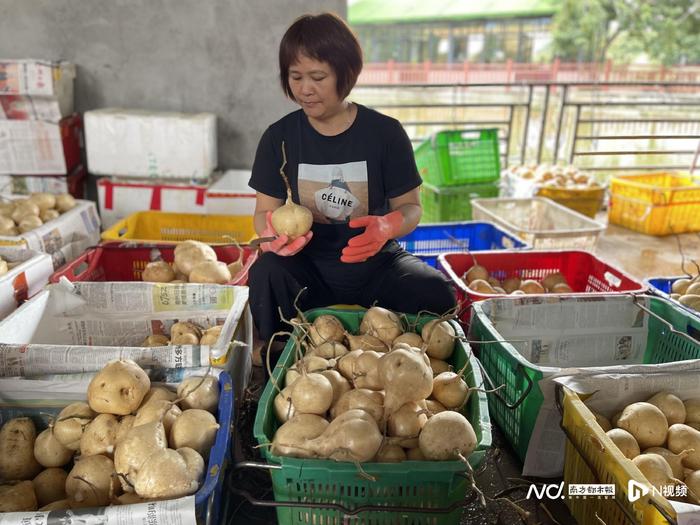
[279,13,363,100]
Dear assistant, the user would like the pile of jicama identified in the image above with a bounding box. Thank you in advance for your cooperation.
[505,164,601,189]
[0,193,77,236]
[590,391,700,503]
[669,275,700,312]
[0,359,220,512]
[269,306,478,464]
[140,321,223,347]
[141,240,245,285]
[462,262,574,295]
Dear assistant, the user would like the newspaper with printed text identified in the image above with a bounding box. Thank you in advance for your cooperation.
[0,495,196,525]
[0,281,249,377]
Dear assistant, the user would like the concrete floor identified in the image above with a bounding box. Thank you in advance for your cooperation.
[594,216,700,280]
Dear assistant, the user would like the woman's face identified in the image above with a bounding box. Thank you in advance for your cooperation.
[288,54,344,121]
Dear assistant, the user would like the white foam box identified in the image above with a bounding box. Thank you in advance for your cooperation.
[85,108,217,180]
[0,60,75,119]
[0,196,101,269]
[206,169,256,215]
[97,176,210,228]
[0,247,53,320]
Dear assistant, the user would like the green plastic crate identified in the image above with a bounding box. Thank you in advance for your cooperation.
[421,181,500,222]
[414,129,501,186]
[253,307,492,525]
[470,295,700,462]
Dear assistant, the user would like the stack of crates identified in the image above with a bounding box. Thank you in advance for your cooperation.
[414,129,501,222]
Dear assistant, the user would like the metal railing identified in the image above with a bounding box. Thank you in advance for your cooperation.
[351,81,700,174]
[359,60,700,85]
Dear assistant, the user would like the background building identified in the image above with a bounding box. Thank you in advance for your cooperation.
[349,0,560,63]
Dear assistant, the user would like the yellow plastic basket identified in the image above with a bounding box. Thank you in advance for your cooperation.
[537,185,606,218]
[608,173,700,235]
[101,211,256,244]
[559,386,677,525]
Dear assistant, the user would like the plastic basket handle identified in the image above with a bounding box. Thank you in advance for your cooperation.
[230,461,478,515]
[629,293,700,344]
[689,324,700,342]
[72,245,104,278]
[553,384,678,525]
[473,356,533,410]
[52,244,103,281]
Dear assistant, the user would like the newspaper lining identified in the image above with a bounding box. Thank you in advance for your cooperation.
[0,281,250,376]
[0,344,210,377]
[484,296,648,368]
[0,495,196,525]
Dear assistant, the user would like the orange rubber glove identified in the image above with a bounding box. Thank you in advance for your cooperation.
[259,210,313,256]
[340,210,403,263]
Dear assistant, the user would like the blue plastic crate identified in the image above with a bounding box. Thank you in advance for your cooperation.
[397,221,530,267]
[195,371,233,525]
[0,372,233,525]
[646,276,700,320]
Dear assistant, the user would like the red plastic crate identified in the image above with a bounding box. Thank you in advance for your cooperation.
[50,243,257,285]
[437,250,647,326]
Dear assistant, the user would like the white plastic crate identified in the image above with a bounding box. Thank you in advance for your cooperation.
[471,196,604,250]
[97,177,209,228]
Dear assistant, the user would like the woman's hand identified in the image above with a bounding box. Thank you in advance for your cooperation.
[259,210,313,256]
[340,210,403,263]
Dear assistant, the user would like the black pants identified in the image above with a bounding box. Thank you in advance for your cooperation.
[248,241,457,343]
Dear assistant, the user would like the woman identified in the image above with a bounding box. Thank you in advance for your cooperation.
[248,12,456,357]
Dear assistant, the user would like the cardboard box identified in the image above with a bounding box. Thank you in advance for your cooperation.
[97,176,210,228]
[0,114,82,175]
[206,169,256,215]
[0,95,65,122]
[85,108,217,180]
[0,60,75,118]
[0,196,101,269]
[0,247,53,320]
[0,163,86,198]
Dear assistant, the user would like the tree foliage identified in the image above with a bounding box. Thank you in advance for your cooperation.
[550,0,700,65]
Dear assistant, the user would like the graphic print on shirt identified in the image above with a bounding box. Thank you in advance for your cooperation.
[297,161,369,224]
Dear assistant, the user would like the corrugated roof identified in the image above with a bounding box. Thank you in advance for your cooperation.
[348,0,560,25]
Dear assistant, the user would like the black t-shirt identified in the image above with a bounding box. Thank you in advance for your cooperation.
[248,103,421,258]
